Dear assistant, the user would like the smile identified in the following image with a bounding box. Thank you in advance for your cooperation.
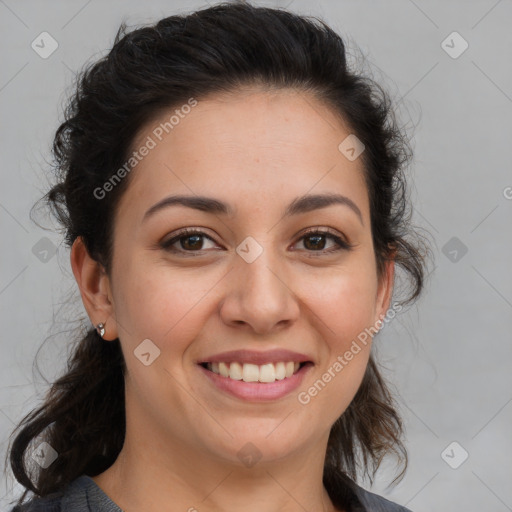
[198,361,314,401]
[201,361,308,383]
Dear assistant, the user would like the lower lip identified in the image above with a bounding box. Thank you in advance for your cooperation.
[197,363,313,402]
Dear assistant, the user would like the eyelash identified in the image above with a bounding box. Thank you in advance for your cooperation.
[160,227,354,257]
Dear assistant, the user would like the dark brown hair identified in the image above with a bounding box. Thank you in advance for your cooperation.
[6,2,432,508]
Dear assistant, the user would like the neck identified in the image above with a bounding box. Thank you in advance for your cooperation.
[92,425,341,512]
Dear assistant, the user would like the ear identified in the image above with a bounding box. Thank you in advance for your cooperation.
[70,236,118,341]
[374,248,396,328]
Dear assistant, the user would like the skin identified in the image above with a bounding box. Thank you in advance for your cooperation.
[71,87,394,512]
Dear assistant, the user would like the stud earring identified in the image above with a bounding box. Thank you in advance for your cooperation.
[96,323,106,338]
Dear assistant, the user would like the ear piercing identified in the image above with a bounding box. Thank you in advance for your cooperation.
[96,323,106,338]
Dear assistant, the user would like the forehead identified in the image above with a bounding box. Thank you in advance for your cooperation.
[117,88,369,224]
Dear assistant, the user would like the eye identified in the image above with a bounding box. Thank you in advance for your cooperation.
[292,228,354,255]
[160,228,219,255]
[160,227,354,256]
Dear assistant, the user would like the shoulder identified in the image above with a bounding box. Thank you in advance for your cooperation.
[8,492,63,511]
[8,475,99,512]
[351,482,413,512]
[323,467,413,512]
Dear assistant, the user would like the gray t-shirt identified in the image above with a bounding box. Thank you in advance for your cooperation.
[9,474,413,511]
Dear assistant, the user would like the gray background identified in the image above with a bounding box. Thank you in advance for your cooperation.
[1,1,511,510]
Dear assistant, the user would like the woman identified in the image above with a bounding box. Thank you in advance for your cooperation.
[6,2,431,511]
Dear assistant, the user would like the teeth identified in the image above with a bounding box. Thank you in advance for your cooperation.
[259,363,275,383]
[243,363,260,382]
[229,361,243,380]
[218,362,229,378]
[275,362,286,380]
[206,361,303,383]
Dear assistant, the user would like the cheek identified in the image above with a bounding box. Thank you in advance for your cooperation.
[113,260,223,350]
[112,264,218,404]
[302,259,379,343]
[295,260,377,417]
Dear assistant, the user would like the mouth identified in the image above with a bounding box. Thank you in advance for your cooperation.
[198,360,313,384]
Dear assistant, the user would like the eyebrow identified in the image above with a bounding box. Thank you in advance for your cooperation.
[142,193,363,225]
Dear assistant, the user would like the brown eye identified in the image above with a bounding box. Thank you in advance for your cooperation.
[294,229,353,254]
[161,229,218,254]
[302,233,329,251]
[178,234,204,250]
[160,227,354,257]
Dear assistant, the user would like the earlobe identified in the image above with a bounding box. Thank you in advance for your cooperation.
[70,237,118,340]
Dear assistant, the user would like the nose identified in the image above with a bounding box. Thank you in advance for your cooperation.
[219,242,300,335]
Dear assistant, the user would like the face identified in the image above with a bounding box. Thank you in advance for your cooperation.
[83,88,393,467]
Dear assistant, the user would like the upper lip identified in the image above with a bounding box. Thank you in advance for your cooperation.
[197,349,313,365]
